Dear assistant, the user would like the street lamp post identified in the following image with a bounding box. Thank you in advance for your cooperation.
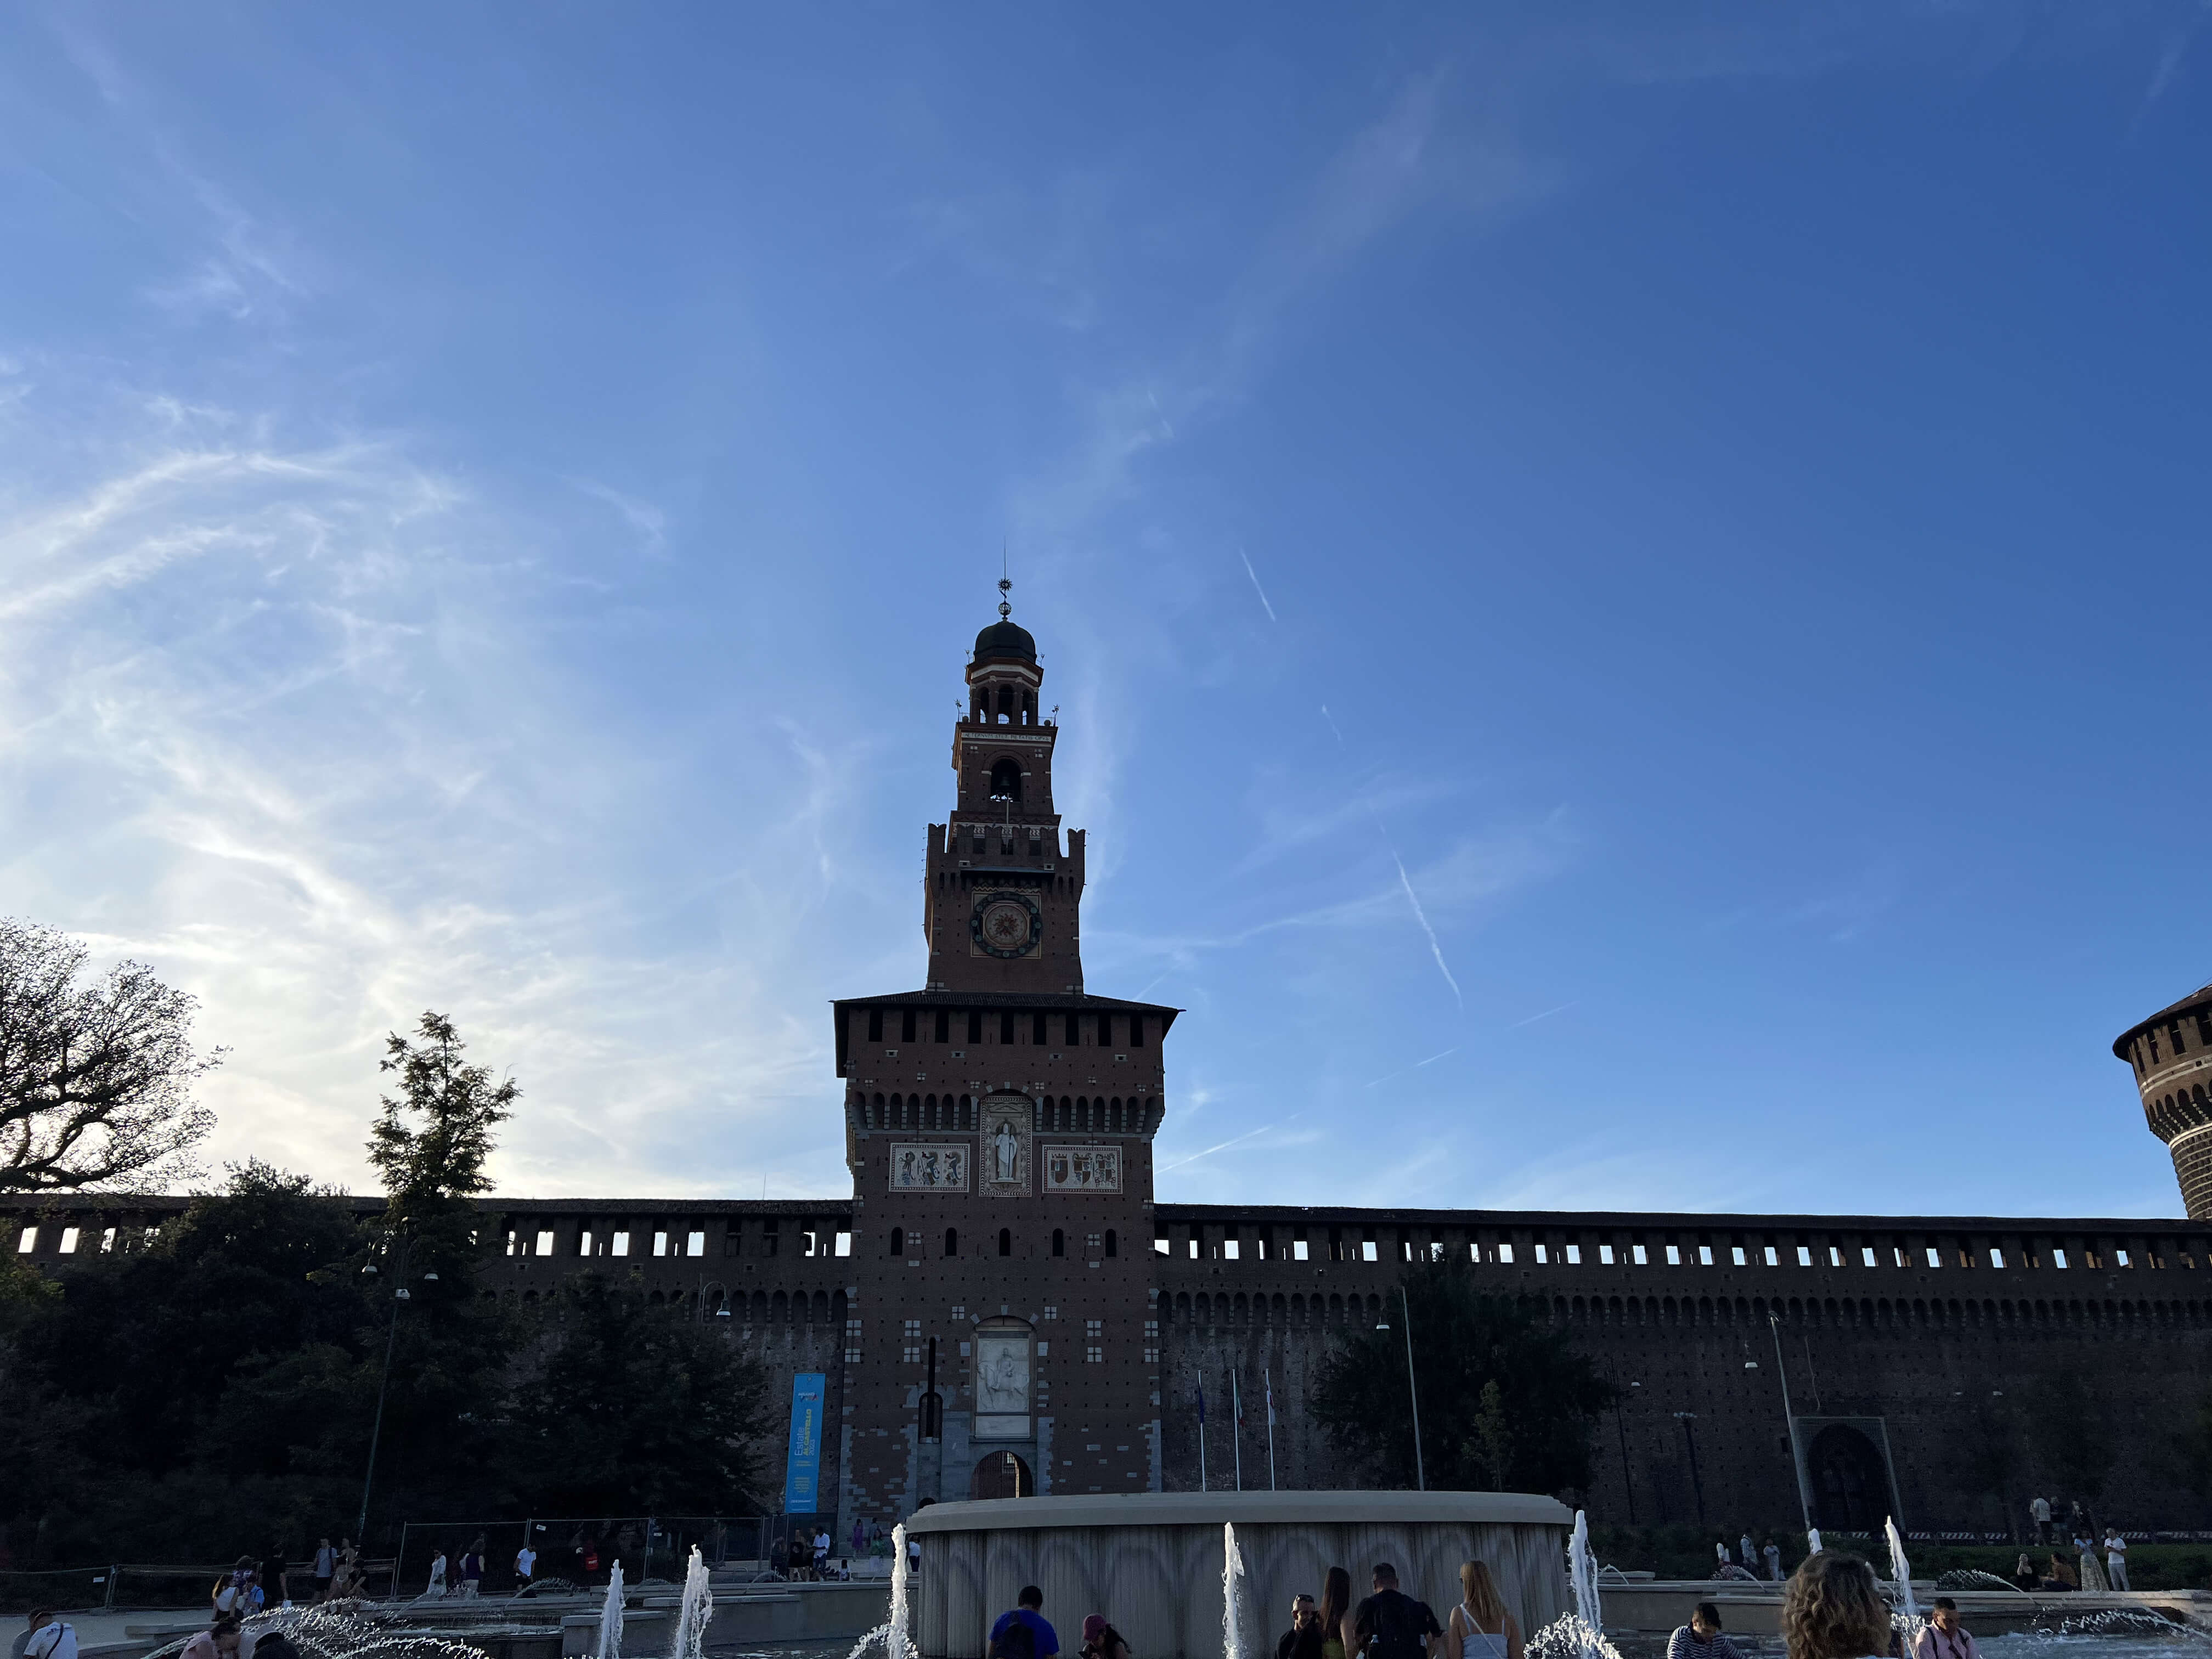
[1376,1284,1425,1492]
[357,1234,437,1545]
[1770,1314,1815,1536]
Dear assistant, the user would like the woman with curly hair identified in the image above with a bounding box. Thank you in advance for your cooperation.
[1782,1553,1895,1659]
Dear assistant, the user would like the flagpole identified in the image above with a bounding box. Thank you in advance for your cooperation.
[1198,1378,1209,1493]
[1231,1368,1244,1493]
[1265,1368,1278,1492]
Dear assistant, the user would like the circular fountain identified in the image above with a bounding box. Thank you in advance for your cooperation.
[902,1491,1576,1659]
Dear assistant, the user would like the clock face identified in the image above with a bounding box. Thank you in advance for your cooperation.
[972,891,1042,958]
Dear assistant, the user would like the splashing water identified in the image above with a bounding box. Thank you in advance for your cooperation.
[1224,1521,1253,1659]
[1936,1570,2031,1594]
[1807,1529,1822,1556]
[1525,1615,1625,1659]
[598,1560,627,1659]
[2014,1610,2212,1646]
[669,1547,714,1659]
[1567,1509,1604,1650]
[888,1523,914,1659]
[136,1603,501,1659]
[1883,1518,1918,1621]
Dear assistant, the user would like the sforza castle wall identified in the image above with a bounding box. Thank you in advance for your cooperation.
[10,597,2210,1543]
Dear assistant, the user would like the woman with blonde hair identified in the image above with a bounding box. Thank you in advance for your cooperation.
[1444,1561,1522,1659]
[1781,1553,1895,1659]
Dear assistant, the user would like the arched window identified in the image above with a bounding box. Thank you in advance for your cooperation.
[944,1228,958,1257]
[1104,1228,1118,1257]
[890,1227,905,1256]
[989,758,1022,800]
[996,685,1015,721]
[998,1227,1012,1257]
[1052,1228,1066,1257]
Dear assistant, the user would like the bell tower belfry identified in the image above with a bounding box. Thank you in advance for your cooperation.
[923,580,1086,994]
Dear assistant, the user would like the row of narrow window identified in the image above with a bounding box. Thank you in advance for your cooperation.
[860,1091,1149,1133]
[971,685,1040,725]
[1161,1287,2212,1334]
[866,1007,1146,1047]
[2130,1007,2212,1073]
[889,1226,1119,1259]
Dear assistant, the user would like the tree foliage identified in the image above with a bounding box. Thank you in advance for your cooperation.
[0,1016,774,1568]
[0,917,223,1193]
[1312,1261,1613,1496]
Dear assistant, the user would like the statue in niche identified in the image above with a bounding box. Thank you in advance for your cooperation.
[993,1120,1019,1183]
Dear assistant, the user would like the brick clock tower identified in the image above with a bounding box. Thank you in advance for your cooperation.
[832,585,1178,1527]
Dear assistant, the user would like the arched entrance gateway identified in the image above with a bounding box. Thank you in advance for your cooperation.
[1809,1423,1893,1532]
[971,1450,1033,1498]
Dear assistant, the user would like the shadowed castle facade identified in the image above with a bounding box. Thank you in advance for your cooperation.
[10,602,2212,1541]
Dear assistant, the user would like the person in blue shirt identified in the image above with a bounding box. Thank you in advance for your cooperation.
[990,1587,1060,1659]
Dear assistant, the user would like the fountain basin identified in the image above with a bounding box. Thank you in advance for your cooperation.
[905,1491,1574,1659]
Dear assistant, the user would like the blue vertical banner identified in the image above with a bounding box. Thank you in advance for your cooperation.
[783,1372,827,1513]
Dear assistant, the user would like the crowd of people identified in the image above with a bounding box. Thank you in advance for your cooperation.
[985,1558,1525,1659]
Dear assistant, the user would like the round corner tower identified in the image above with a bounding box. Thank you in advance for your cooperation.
[2113,981,2212,1220]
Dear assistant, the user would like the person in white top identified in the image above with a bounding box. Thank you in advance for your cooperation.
[1442,1561,1521,1659]
[2103,1530,2130,1592]
[426,1550,448,1598]
[516,1545,537,1587]
[21,1612,79,1659]
[1910,1599,1979,1659]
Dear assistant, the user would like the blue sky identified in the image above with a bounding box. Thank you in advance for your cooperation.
[3,4,2208,1215]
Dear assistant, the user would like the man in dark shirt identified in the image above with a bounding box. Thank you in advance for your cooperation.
[1277,1595,1321,1659]
[1352,1565,1441,1659]
[989,1587,1060,1659]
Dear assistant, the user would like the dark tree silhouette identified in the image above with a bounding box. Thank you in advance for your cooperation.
[0,917,223,1193]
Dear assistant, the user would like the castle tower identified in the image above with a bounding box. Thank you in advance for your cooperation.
[2113,981,2212,1219]
[831,586,1178,1528]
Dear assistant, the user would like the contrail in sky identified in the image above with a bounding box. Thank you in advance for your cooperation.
[1505,1001,1577,1030]
[1318,704,1462,1010]
[1239,547,1278,622]
[1158,1113,1300,1173]
[1364,1046,1460,1090]
[1389,847,1464,1011]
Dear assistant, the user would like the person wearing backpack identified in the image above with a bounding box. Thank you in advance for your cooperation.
[1352,1564,1442,1659]
[989,1585,1060,1659]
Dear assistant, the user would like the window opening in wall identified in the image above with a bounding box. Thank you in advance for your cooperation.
[1860,1245,1878,1267]
[1498,1242,1515,1263]
[14,1227,34,1254]
[1797,1246,1813,1266]
[1731,1246,1747,1266]
[1001,1012,1016,1045]
[892,1227,906,1256]
[1154,1235,1170,1256]
[2052,1248,2069,1269]
[1053,1229,1066,1257]
[612,1230,631,1256]
[1534,1243,1549,1264]
[2117,1248,2133,1268]
[1989,1247,2006,1268]
[1764,1245,1779,1266]
[1131,1015,1146,1047]
[969,1011,984,1044]
[1105,1229,1117,1257]
[1034,1012,1049,1044]
[868,1009,883,1042]
[1293,1239,1310,1261]
[945,1228,960,1257]
[997,1227,1012,1257]
[506,1231,518,1256]
[2084,1245,2105,1268]
[579,1230,596,1256]
[833,1231,851,1257]
[1597,1244,1613,1265]
[536,1230,556,1256]
[724,1222,741,1257]
[1361,1239,1378,1262]
[100,1226,116,1253]
[802,1229,819,1257]
[1188,1237,1199,1260]
[1924,1246,1941,1268]
[763,1218,778,1256]
[1065,1013,1080,1045]
[1699,1244,1714,1266]
[934,1010,950,1043]
[1223,1240,1240,1261]
[1664,1245,1681,1266]
[1633,1244,1649,1266]
[900,1009,917,1043]
[1566,1243,1582,1265]
[58,1227,79,1254]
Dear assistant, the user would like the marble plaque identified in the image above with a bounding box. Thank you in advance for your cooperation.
[973,1329,1031,1439]
[1043,1144,1122,1193]
[889,1142,969,1192]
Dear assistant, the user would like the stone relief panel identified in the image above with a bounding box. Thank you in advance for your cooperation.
[1042,1144,1122,1193]
[973,1321,1032,1441]
[889,1142,969,1192]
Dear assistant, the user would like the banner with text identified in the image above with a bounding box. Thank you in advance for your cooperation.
[783,1372,827,1513]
